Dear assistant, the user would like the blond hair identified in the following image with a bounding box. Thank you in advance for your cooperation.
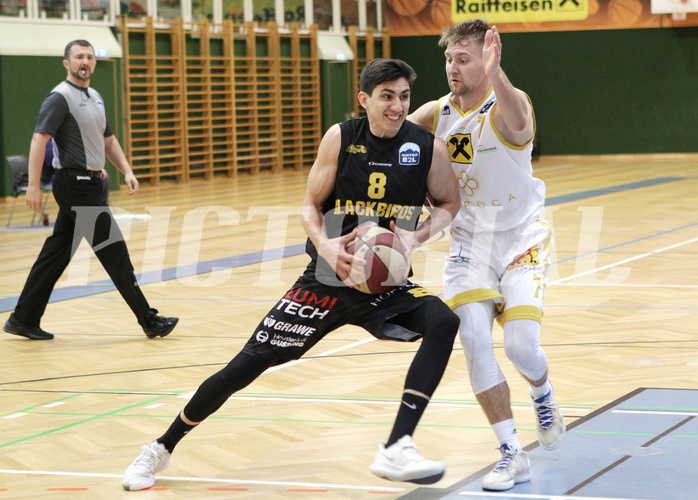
[438,19,489,48]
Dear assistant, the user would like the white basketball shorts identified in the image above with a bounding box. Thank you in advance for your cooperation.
[443,218,554,326]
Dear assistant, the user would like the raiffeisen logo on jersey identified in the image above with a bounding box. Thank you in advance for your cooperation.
[399,142,420,166]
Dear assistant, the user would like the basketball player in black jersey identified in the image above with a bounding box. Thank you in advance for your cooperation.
[123,58,460,491]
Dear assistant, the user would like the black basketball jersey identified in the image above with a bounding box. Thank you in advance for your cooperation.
[306,116,435,266]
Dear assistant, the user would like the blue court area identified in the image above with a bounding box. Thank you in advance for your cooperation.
[403,388,697,500]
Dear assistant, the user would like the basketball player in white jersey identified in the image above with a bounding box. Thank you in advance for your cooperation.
[408,19,565,491]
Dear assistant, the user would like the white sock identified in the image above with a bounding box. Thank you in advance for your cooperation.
[530,380,552,400]
[492,419,522,452]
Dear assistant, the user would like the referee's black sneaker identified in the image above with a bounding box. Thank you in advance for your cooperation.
[3,314,54,340]
[142,309,178,338]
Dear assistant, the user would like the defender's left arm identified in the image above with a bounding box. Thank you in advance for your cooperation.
[484,26,535,147]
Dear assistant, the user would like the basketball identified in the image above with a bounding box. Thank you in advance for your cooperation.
[429,0,451,27]
[385,0,430,17]
[345,222,409,294]
[607,0,644,26]
[588,0,600,16]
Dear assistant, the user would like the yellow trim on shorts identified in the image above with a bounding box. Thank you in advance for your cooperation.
[497,305,543,326]
[538,218,554,259]
[446,289,503,310]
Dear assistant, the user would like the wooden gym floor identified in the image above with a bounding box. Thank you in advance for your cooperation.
[0,154,697,499]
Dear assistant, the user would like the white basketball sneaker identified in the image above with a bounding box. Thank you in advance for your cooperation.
[531,389,566,450]
[369,435,445,484]
[122,440,172,491]
[482,443,531,491]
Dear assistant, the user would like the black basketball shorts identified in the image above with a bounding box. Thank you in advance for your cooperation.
[241,268,449,365]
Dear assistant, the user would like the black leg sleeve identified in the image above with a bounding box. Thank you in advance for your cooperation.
[383,300,459,443]
[182,352,274,423]
[392,300,459,398]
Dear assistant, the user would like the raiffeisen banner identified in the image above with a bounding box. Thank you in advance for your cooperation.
[383,0,698,36]
[452,0,588,23]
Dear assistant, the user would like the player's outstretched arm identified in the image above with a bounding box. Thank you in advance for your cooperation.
[407,100,439,133]
[485,26,535,147]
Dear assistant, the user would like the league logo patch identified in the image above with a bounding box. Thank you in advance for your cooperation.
[442,106,451,115]
[399,142,420,165]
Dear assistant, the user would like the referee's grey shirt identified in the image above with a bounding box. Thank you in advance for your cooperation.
[35,80,114,172]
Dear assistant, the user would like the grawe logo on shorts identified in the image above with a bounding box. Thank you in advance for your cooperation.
[263,315,316,336]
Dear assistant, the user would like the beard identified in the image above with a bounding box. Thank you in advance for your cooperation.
[70,66,91,81]
[449,80,475,96]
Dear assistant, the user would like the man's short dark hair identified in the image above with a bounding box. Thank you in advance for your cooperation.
[64,40,94,60]
[359,59,417,96]
[439,19,490,49]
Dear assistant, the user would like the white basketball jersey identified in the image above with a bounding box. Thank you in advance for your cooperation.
[434,89,546,235]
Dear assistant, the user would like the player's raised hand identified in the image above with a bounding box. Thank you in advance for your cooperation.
[483,25,503,79]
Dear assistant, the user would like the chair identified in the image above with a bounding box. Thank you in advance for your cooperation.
[6,155,52,227]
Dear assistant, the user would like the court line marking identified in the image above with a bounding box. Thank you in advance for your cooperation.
[553,283,698,288]
[550,236,698,285]
[458,493,648,500]
[0,469,405,492]
[266,338,375,373]
[42,402,66,408]
[196,396,589,412]
[565,415,695,497]
[179,338,376,399]
[170,394,589,415]
[143,403,165,409]
[428,389,697,499]
[0,396,168,449]
[0,244,307,312]
[613,409,698,417]
[552,221,698,265]
[544,176,683,206]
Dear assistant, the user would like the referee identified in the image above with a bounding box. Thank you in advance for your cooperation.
[3,39,178,341]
